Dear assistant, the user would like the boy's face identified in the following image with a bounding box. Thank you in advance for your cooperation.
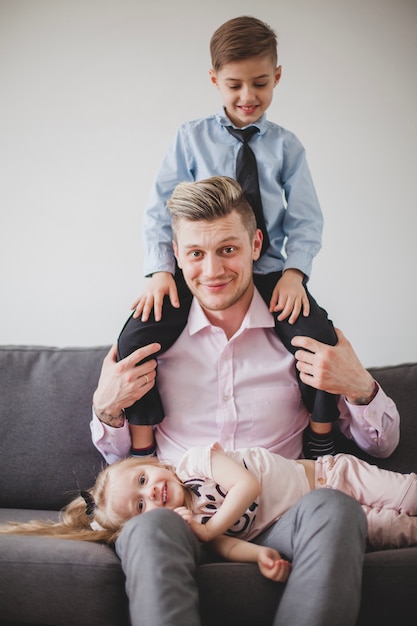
[210,55,281,128]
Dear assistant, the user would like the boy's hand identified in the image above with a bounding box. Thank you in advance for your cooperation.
[270,269,310,324]
[131,272,179,322]
[257,546,291,582]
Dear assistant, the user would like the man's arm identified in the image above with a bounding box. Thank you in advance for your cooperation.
[90,343,160,463]
[291,328,400,457]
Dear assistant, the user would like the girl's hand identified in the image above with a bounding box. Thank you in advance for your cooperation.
[173,507,212,542]
[131,272,179,322]
[257,546,291,582]
[173,506,194,524]
[270,269,309,324]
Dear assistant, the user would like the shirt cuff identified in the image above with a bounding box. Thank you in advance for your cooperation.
[344,383,382,423]
[90,410,131,465]
[283,251,314,279]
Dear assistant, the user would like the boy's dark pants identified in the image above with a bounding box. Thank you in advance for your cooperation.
[117,269,339,426]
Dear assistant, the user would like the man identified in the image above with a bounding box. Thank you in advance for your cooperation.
[91,176,399,625]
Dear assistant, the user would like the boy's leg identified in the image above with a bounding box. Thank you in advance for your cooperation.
[254,272,339,458]
[116,509,202,626]
[252,489,367,626]
[117,269,192,427]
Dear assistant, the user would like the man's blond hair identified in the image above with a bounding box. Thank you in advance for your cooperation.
[167,176,257,241]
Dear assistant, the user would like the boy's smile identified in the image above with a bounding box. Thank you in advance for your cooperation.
[210,55,281,128]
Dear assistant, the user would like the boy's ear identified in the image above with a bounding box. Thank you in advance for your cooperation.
[209,68,218,87]
[274,66,282,87]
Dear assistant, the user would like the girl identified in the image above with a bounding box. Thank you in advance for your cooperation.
[2,444,417,584]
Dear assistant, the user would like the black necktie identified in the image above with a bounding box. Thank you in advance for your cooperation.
[226,126,270,255]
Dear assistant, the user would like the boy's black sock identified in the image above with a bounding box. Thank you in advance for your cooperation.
[303,426,336,460]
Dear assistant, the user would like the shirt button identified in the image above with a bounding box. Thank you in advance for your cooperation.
[318,477,326,485]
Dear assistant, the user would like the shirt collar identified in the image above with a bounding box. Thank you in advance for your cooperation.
[216,107,268,135]
[187,288,274,337]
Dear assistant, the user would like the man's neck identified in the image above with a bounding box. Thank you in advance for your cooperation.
[201,287,254,340]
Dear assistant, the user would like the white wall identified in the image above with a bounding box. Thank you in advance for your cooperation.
[1,0,416,367]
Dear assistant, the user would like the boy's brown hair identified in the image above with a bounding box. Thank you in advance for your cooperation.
[210,16,278,71]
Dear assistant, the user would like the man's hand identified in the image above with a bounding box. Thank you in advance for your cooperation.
[257,546,291,582]
[93,343,160,426]
[270,269,310,324]
[291,328,376,404]
[131,272,179,321]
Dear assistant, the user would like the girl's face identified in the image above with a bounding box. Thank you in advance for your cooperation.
[107,462,186,520]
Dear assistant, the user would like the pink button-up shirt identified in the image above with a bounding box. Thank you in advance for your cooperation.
[91,290,400,466]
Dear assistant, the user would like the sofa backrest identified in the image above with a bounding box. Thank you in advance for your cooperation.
[0,346,109,510]
[339,362,417,474]
[1,345,416,511]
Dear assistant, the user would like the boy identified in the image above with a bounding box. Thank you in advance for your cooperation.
[119,16,338,459]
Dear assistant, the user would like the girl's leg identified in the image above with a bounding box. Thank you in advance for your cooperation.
[316,453,417,515]
[117,269,192,427]
[363,505,417,549]
[252,489,366,626]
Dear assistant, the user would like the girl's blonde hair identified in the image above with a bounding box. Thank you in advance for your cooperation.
[0,456,191,545]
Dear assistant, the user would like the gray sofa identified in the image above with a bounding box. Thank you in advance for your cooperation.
[0,345,416,626]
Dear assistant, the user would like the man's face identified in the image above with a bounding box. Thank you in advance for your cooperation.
[173,211,262,317]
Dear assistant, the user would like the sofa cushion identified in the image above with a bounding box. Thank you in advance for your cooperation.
[0,509,129,626]
[0,346,109,510]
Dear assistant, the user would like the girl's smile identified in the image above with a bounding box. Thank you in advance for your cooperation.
[107,461,185,520]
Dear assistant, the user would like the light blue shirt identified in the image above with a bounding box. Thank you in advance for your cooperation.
[143,109,323,278]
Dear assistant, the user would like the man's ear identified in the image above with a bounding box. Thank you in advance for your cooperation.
[173,240,182,268]
[252,229,263,261]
